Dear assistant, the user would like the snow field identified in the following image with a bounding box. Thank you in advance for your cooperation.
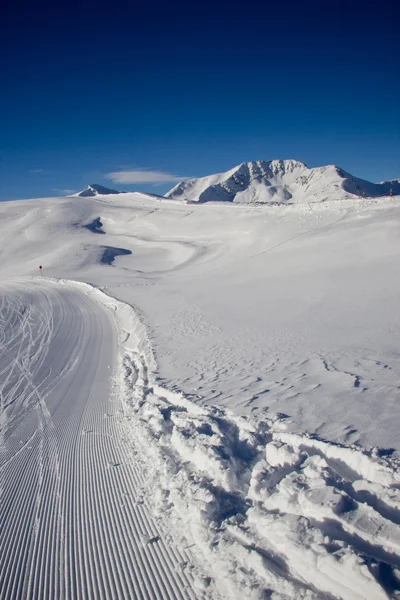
[98,194,400,452]
[1,187,400,598]
[77,279,400,599]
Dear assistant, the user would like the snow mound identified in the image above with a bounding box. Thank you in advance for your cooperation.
[65,279,400,600]
[76,184,122,197]
[166,160,400,204]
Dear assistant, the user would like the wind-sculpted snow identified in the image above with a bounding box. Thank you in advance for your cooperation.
[0,279,200,600]
[71,280,400,600]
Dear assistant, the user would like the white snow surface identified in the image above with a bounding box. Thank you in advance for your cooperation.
[166,160,400,204]
[1,188,400,599]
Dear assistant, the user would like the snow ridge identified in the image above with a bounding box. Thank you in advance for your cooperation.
[67,278,400,600]
[166,160,400,204]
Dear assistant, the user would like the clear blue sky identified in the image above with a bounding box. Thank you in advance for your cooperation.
[1,0,399,200]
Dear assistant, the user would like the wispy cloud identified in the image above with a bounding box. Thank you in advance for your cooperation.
[106,169,186,185]
[51,188,76,195]
[29,169,45,174]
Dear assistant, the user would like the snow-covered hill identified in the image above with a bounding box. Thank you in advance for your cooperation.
[166,159,400,203]
[76,183,122,197]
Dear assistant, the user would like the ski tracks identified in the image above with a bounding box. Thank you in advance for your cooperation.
[0,280,197,600]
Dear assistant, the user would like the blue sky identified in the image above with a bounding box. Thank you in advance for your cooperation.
[1,0,399,200]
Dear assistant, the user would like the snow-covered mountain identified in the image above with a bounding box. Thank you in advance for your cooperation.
[166,159,400,204]
[76,183,122,197]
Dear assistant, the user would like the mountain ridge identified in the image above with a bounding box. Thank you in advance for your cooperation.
[72,160,400,204]
[166,159,400,204]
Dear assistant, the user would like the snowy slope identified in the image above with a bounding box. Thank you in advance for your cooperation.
[166,159,400,203]
[1,189,400,598]
[0,191,399,449]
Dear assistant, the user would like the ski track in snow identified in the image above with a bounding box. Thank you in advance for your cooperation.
[0,280,198,600]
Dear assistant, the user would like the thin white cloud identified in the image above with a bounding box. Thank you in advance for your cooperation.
[106,169,186,185]
[51,188,76,195]
[29,169,45,173]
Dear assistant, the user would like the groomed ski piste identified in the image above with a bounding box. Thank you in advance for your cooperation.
[1,180,400,599]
